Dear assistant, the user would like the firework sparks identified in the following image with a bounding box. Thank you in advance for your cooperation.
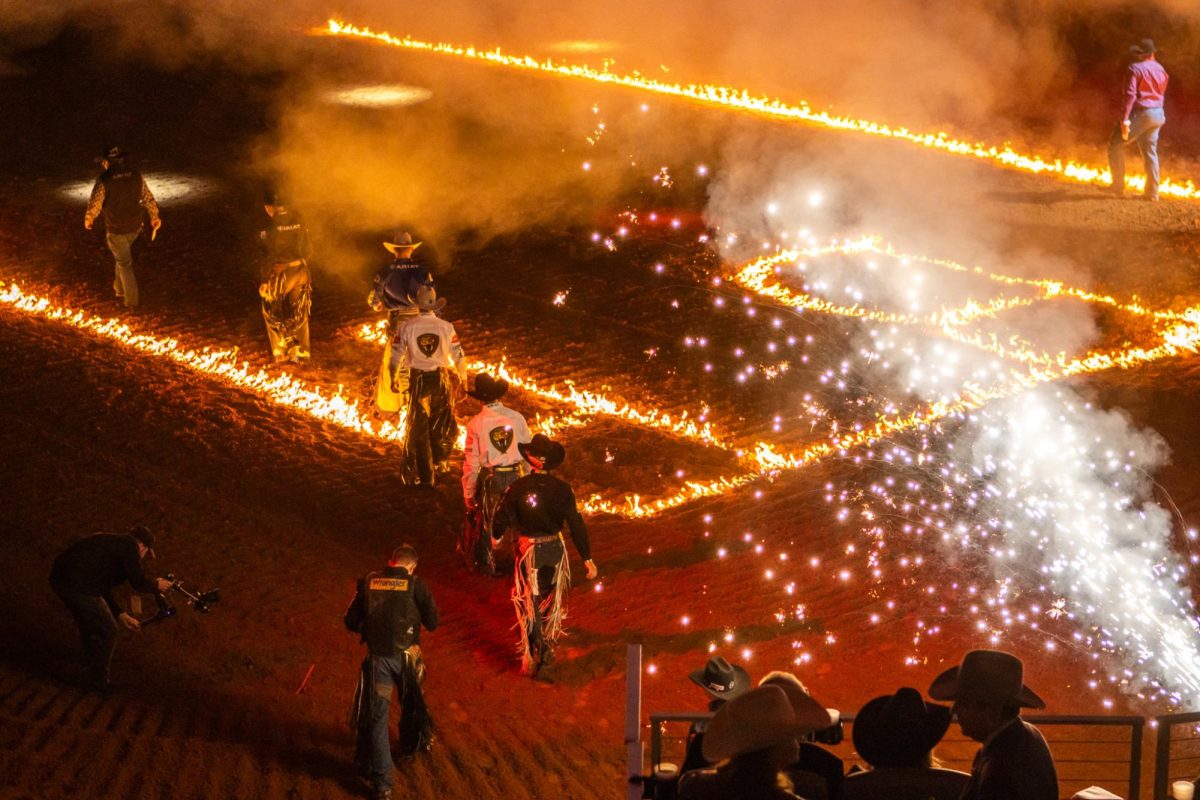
[324,20,1199,199]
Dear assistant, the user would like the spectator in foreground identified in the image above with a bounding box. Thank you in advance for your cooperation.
[928,649,1058,800]
[759,671,844,800]
[841,686,968,800]
[680,656,751,774]
[678,684,832,800]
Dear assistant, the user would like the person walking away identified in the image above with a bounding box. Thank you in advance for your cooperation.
[48,525,173,691]
[84,146,161,311]
[1108,39,1168,201]
[390,285,466,486]
[460,373,531,576]
[492,434,598,675]
[927,649,1058,800]
[369,232,434,415]
[259,191,313,363]
[344,544,439,800]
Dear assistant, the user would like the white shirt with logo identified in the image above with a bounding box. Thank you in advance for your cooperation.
[462,402,531,502]
[390,311,467,389]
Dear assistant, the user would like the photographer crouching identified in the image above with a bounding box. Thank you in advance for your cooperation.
[48,525,172,692]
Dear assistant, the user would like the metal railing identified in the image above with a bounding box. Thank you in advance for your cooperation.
[649,712,1145,800]
[1154,711,1200,800]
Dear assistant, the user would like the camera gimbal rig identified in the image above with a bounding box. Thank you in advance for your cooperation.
[141,573,221,625]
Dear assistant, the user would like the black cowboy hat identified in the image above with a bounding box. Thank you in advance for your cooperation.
[1130,39,1156,57]
[518,433,565,470]
[689,656,750,699]
[95,145,128,166]
[128,524,156,559]
[468,373,509,403]
[928,649,1045,709]
[852,687,951,768]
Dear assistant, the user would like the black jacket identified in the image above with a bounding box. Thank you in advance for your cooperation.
[961,718,1058,800]
[49,533,157,615]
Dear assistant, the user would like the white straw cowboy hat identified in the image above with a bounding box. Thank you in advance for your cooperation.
[383,231,422,255]
[927,649,1045,709]
[702,684,832,763]
[410,284,446,313]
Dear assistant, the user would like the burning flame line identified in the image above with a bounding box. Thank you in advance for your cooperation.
[0,281,411,442]
[732,237,1189,366]
[586,317,1200,518]
[351,320,727,448]
[7,272,1194,521]
[324,20,1199,200]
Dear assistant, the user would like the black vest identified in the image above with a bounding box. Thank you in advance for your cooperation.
[99,167,145,235]
[364,569,419,656]
[264,208,308,262]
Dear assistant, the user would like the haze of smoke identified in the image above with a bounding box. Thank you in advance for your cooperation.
[701,100,1198,701]
[963,388,1200,705]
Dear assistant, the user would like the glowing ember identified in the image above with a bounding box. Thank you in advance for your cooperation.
[325,20,1200,200]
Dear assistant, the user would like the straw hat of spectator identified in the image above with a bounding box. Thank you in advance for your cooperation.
[702,685,832,763]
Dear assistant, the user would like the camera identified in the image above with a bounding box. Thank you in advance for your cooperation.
[141,574,220,625]
[808,709,844,745]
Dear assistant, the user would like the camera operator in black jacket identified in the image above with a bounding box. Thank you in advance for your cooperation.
[49,525,172,691]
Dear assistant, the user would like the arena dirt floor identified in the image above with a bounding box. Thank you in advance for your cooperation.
[3,24,1200,800]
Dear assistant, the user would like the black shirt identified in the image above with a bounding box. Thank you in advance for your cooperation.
[493,471,591,561]
[49,533,157,615]
[262,207,312,263]
[373,258,434,310]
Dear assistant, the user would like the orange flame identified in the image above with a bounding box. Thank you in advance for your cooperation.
[325,20,1199,200]
[352,320,729,448]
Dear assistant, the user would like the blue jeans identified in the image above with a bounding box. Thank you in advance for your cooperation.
[51,581,118,684]
[354,651,431,792]
[105,230,142,308]
[1108,107,1166,198]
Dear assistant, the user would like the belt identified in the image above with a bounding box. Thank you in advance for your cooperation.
[520,533,561,545]
[274,259,304,267]
[486,464,522,473]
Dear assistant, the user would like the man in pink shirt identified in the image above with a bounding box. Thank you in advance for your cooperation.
[1108,39,1169,201]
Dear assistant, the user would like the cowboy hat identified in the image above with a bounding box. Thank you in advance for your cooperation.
[702,685,833,763]
[128,524,156,559]
[1130,39,1156,57]
[384,231,423,255]
[95,145,129,166]
[410,284,446,313]
[928,650,1045,709]
[852,687,951,768]
[689,656,749,700]
[758,671,837,731]
[467,373,509,404]
[518,433,565,470]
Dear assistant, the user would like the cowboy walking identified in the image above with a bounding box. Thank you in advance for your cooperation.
[258,191,313,363]
[344,544,438,800]
[369,232,434,414]
[84,145,161,311]
[1108,38,1169,201]
[493,434,598,675]
[928,649,1058,800]
[460,373,531,576]
[390,285,466,486]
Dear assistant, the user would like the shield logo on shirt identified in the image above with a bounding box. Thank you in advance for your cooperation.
[416,333,440,357]
[489,426,514,453]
